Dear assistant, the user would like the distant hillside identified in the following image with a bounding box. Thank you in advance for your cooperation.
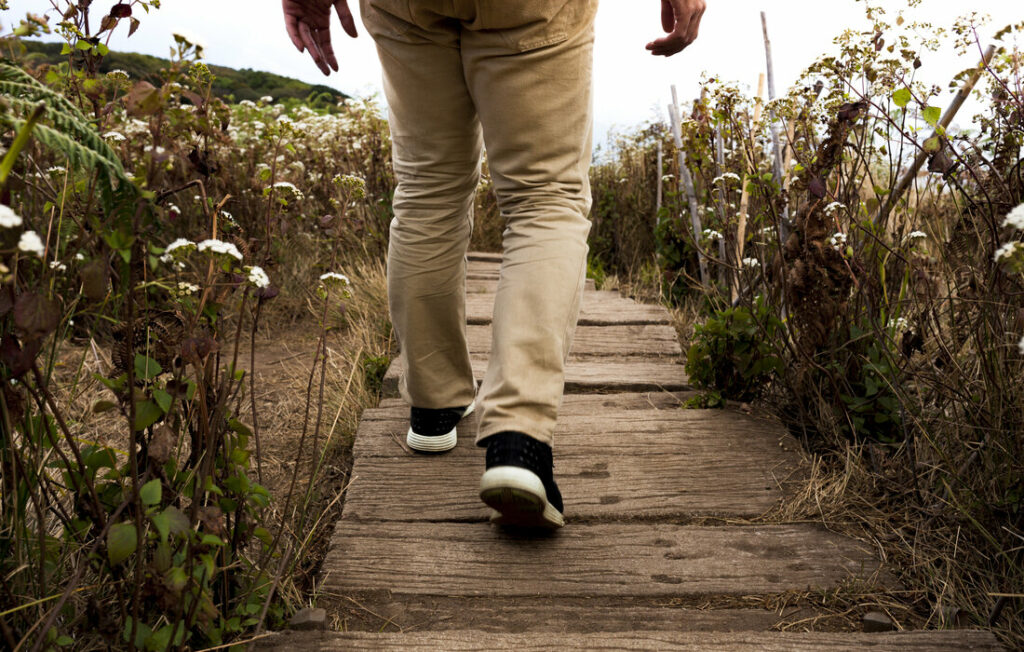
[18,40,349,106]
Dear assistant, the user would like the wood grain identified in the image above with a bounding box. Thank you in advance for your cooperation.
[464,324,681,357]
[344,400,800,520]
[321,522,885,598]
[260,630,1003,651]
[467,278,596,293]
[382,356,687,398]
[466,291,672,325]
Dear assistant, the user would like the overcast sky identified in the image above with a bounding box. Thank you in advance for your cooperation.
[3,1,1020,141]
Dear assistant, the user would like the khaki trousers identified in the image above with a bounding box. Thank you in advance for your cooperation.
[361,0,598,447]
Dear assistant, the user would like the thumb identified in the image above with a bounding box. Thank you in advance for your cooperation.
[335,0,358,38]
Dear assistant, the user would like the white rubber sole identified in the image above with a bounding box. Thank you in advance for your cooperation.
[479,466,565,529]
[406,402,475,453]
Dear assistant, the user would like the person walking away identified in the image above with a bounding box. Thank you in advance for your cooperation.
[282,0,706,528]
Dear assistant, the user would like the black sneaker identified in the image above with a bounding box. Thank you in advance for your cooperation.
[478,431,564,528]
[406,403,475,453]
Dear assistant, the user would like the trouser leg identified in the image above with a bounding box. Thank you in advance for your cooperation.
[362,1,481,410]
[462,5,598,446]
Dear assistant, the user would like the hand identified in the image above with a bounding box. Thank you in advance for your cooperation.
[645,0,705,57]
[282,0,358,76]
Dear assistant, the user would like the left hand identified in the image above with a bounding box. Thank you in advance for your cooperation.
[645,0,706,57]
[282,0,358,76]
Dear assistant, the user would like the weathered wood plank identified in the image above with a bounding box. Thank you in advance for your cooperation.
[345,400,799,520]
[466,291,672,325]
[467,251,503,263]
[321,522,886,598]
[467,278,596,293]
[365,392,689,419]
[260,630,1003,651]
[381,356,687,398]
[464,324,681,357]
[324,597,791,633]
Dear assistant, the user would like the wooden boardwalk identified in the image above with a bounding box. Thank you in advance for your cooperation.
[263,253,1001,650]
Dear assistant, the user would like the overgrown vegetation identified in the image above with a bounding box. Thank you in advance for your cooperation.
[588,3,1023,647]
[0,2,393,649]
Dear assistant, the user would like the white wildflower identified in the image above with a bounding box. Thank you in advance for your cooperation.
[319,272,350,286]
[661,174,674,183]
[49,260,67,272]
[1002,203,1024,231]
[994,241,1022,264]
[106,69,129,80]
[702,228,723,242]
[103,131,126,142]
[907,230,927,241]
[239,99,256,109]
[260,95,273,104]
[0,204,23,228]
[18,231,45,257]
[272,181,304,200]
[742,257,760,269]
[829,232,848,251]
[167,203,181,215]
[197,239,243,261]
[75,253,85,261]
[47,166,67,175]
[246,265,270,289]
[888,317,911,333]
[824,201,845,215]
[1019,335,1024,356]
[160,238,196,263]
[712,172,741,184]
[176,282,200,295]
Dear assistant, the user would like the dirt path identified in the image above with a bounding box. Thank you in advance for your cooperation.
[260,253,1001,650]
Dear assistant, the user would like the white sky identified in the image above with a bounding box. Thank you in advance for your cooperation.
[3,1,1021,141]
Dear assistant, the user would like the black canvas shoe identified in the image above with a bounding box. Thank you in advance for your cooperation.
[406,403,475,453]
[478,431,564,528]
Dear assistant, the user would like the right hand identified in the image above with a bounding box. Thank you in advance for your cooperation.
[282,0,359,76]
[645,0,706,57]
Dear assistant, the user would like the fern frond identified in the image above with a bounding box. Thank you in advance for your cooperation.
[0,64,91,123]
[4,116,133,188]
[0,93,125,173]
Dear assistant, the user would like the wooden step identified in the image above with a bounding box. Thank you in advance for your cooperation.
[466,290,672,325]
[467,277,597,293]
[465,324,682,358]
[382,356,687,398]
[259,630,1003,651]
[321,522,886,598]
[344,395,799,521]
[325,597,793,634]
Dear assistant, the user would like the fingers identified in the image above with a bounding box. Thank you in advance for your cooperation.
[299,21,330,75]
[660,0,673,33]
[335,0,359,38]
[645,0,706,57]
[283,7,305,52]
[317,29,340,72]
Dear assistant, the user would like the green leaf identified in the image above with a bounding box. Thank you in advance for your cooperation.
[134,354,162,380]
[139,478,162,505]
[162,506,190,538]
[134,400,162,431]
[92,400,118,414]
[150,511,170,542]
[922,105,941,126]
[892,88,911,108]
[153,388,172,414]
[96,43,110,56]
[923,136,941,153]
[60,43,72,55]
[75,40,92,51]
[166,566,188,592]
[107,521,137,565]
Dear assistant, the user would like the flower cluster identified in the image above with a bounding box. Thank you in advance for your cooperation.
[828,232,848,251]
[197,239,243,261]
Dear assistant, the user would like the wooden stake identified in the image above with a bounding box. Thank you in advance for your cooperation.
[656,139,663,220]
[669,85,708,287]
[733,73,765,302]
[761,11,790,242]
[874,44,996,228]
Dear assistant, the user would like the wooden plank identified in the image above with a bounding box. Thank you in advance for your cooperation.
[261,630,1004,651]
[382,355,687,398]
[465,324,681,357]
[365,392,689,419]
[321,522,886,598]
[345,399,799,520]
[466,291,672,325]
[467,278,596,293]
[467,251,503,263]
[324,597,791,633]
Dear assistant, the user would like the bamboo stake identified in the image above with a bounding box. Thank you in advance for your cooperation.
[733,73,765,302]
[761,11,790,242]
[669,85,708,287]
[715,127,728,287]
[655,139,663,220]
[874,44,996,228]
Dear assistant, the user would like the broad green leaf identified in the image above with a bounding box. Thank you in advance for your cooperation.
[163,505,190,537]
[92,400,118,414]
[166,566,188,592]
[75,40,92,51]
[134,354,162,380]
[922,105,941,126]
[134,400,162,431]
[139,478,162,505]
[153,388,172,414]
[107,521,137,565]
[150,511,170,542]
[892,87,911,108]
[923,136,942,153]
